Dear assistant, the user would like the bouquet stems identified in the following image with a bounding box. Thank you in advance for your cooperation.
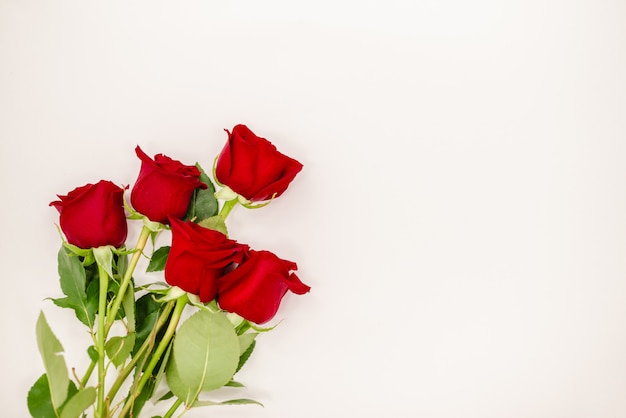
[96,263,110,418]
[118,293,188,418]
[105,225,152,335]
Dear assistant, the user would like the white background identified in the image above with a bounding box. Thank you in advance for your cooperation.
[2,0,626,417]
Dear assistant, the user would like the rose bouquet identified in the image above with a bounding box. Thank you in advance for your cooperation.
[28,125,310,418]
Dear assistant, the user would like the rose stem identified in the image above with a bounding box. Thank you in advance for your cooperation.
[104,225,151,335]
[105,299,175,406]
[219,198,238,219]
[96,262,110,418]
[118,293,188,418]
[79,360,96,388]
[163,398,183,418]
[78,225,154,388]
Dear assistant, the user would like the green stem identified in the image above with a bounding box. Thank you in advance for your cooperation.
[80,359,96,388]
[119,294,188,418]
[96,263,109,418]
[219,198,238,220]
[104,225,151,335]
[163,398,183,418]
[106,300,175,404]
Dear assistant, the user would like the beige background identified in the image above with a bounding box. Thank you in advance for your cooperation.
[2,0,626,417]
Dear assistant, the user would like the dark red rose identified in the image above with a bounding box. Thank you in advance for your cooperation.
[165,217,249,302]
[217,250,310,324]
[130,146,207,224]
[50,180,127,249]
[215,124,303,202]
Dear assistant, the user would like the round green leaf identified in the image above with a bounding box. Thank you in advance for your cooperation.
[27,374,55,418]
[166,310,239,405]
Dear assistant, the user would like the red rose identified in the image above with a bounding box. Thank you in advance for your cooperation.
[165,217,249,302]
[50,180,127,249]
[217,250,310,324]
[130,146,207,224]
[215,125,303,202]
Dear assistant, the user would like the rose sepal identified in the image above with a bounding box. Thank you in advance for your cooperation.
[155,285,189,303]
[124,193,167,232]
[215,185,277,209]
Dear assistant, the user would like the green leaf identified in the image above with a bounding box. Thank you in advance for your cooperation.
[237,333,257,355]
[59,387,96,418]
[57,246,87,301]
[192,398,263,407]
[85,279,99,324]
[236,340,256,373]
[87,346,98,363]
[122,282,136,333]
[236,333,257,373]
[116,251,130,276]
[131,375,156,418]
[157,391,174,402]
[55,246,95,328]
[105,333,136,368]
[166,310,240,405]
[36,312,69,411]
[93,246,114,279]
[133,294,164,356]
[27,374,55,418]
[146,246,170,272]
[225,380,245,387]
[184,163,218,222]
[28,376,79,418]
[197,216,228,235]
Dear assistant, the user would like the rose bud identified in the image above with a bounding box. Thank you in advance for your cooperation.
[215,124,303,202]
[217,250,310,324]
[165,217,249,302]
[50,180,128,249]
[130,146,207,224]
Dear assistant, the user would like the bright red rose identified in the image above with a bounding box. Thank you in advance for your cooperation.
[215,124,303,202]
[217,250,310,324]
[50,180,127,249]
[130,146,207,224]
[165,217,249,302]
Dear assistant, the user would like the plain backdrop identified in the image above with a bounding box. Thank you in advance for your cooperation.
[2,0,626,417]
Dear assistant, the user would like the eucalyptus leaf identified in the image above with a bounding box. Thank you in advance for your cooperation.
[59,387,96,418]
[165,310,240,405]
[36,312,69,411]
[146,246,170,273]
